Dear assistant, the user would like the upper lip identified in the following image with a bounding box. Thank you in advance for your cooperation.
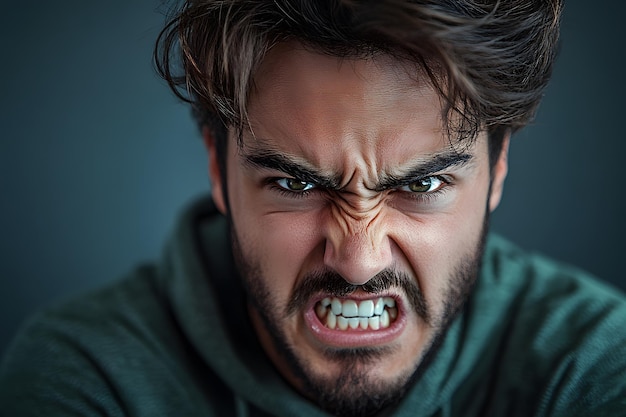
[311,291,401,307]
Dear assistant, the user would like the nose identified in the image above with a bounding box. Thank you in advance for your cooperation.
[323,214,393,286]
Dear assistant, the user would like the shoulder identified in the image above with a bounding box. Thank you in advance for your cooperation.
[482,234,625,333]
[478,235,626,415]
[0,264,228,416]
[0,266,154,415]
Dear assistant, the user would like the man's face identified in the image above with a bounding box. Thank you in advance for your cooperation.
[208,43,507,415]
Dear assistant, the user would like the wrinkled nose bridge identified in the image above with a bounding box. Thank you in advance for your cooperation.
[323,209,393,286]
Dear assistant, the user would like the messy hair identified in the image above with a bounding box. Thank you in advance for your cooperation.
[154,0,562,165]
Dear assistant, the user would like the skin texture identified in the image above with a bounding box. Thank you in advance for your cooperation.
[205,43,509,415]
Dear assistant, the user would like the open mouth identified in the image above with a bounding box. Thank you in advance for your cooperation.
[315,296,399,331]
[304,294,406,348]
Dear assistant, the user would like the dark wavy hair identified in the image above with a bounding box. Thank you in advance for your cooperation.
[154,0,563,168]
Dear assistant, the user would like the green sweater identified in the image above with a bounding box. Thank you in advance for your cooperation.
[1,197,625,416]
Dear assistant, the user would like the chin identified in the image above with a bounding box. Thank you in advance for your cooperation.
[293,343,421,417]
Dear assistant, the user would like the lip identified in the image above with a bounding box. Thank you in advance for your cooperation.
[303,293,407,348]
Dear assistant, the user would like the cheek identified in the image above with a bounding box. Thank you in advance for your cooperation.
[262,212,323,269]
[226,160,325,303]
[234,208,325,302]
[393,188,488,310]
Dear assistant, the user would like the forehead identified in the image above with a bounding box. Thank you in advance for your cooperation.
[252,43,430,105]
[244,42,479,171]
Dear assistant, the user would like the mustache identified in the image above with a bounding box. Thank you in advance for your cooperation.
[287,269,430,323]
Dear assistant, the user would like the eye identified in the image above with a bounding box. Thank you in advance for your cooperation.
[275,178,316,192]
[400,176,445,193]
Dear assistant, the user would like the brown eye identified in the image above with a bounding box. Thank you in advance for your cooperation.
[402,177,444,193]
[276,178,316,192]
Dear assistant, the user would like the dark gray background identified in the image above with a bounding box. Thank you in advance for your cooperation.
[1,1,625,358]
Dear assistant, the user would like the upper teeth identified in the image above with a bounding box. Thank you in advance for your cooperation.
[315,297,398,331]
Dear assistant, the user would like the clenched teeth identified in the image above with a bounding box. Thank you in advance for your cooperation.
[315,297,398,330]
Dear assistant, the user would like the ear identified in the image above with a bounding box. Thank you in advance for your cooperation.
[488,134,510,213]
[202,126,228,215]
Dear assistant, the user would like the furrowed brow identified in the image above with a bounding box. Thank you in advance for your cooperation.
[243,150,340,189]
[377,151,473,190]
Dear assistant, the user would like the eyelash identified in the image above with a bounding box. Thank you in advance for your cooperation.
[266,178,318,199]
[401,184,450,204]
[269,185,316,199]
[398,175,451,203]
[266,175,452,202]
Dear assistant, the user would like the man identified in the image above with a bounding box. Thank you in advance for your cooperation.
[1,1,625,416]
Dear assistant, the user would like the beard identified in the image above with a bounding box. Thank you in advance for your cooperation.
[229,215,488,417]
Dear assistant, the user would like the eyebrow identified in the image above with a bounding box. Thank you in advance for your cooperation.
[376,150,473,190]
[243,151,341,190]
[242,147,473,191]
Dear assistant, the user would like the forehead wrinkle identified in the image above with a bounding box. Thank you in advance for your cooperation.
[240,133,384,194]
[336,161,376,190]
